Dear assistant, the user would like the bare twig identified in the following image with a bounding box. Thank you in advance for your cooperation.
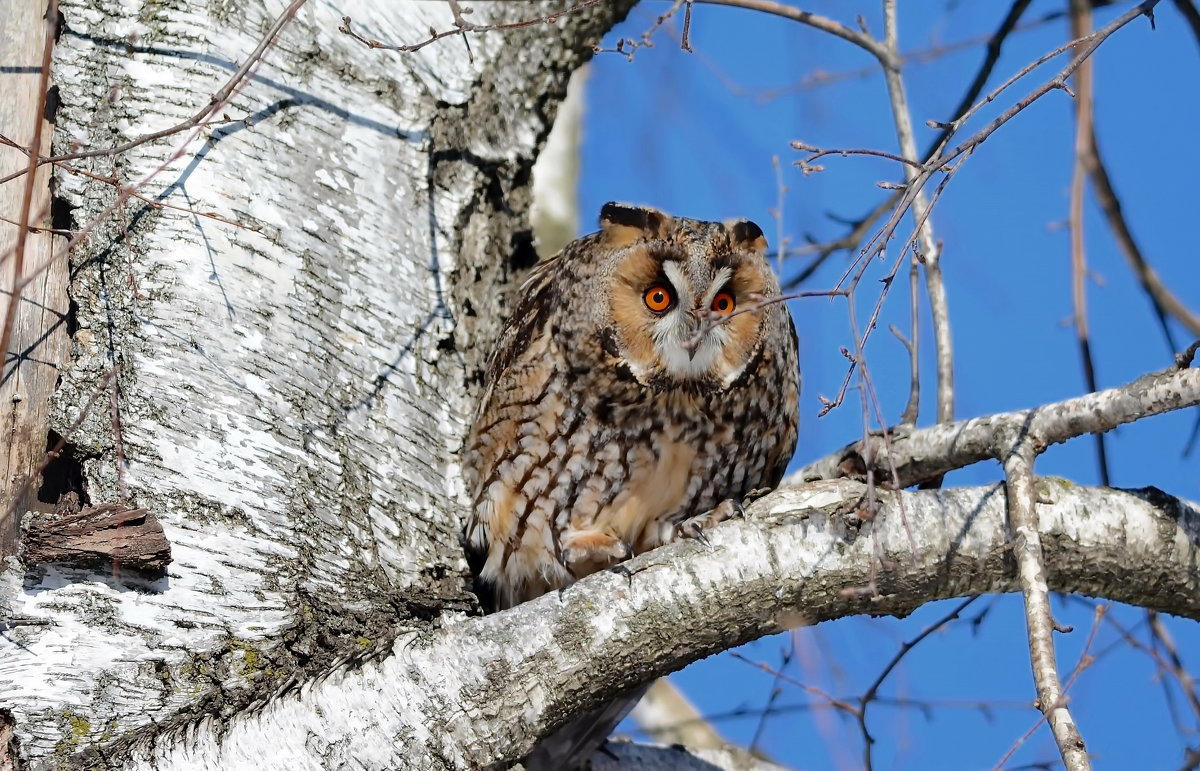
[0,0,308,189]
[340,1,604,54]
[880,0,954,425]
[728,651,859,717]
[991,604,1105,771]
[694,0,887,61]
[857,596,978,771]
[682,288,846,352]
[1174,0,1200,50]
[1068,0,1110,484]
[0,135,261,233]
[791,140,935,174]
[769,154,788,276]
[855,0,1162,278]
[893,258,919,425]
[783,0,1032,290]
[1083,127,1200,342]
[1002,435,1090,769]
[1148,611,1200,727]
[593,0,688,59]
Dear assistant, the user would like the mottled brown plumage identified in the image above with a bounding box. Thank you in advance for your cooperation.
[465,203,799,610]
[463,202,800,767]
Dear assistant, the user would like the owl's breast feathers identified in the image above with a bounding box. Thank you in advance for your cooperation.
[465,308,797,610]
[464,206,799,610]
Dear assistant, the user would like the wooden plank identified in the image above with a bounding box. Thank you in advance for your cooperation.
[0,0,69,561]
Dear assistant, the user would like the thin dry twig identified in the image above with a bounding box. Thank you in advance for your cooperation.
[592,0,688,59]
[1068,0,1110,485]
[340,0,604,54]
[801,0,1161,424]
[991,604,1106,771]
[2,0,306,303]
[0,134,261,234]
[0,0,309,190]
[854,0,1161,278]
[694,0,887,60]
[791,140,936,174]
[857,596,978,771]
[880,0,954,426]
[1096,608,1200,733]
[1174,0,1200,50]
[783,0,1033,290]
[728,651,860,717]
[1082,125,1200,344]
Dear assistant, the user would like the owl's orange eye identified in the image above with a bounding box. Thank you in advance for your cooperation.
[643,284,675,313]
[711,291,736,315]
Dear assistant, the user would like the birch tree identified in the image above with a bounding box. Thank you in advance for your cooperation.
[0,2,1197,771]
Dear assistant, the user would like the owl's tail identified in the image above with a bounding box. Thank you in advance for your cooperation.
[522,684,650,770]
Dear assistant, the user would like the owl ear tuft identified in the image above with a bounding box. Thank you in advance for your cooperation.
[599,202,668,247]
[729,219,768,254]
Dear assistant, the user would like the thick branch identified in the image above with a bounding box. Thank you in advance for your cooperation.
[792,359,1200,488]
[119,480,1200,770]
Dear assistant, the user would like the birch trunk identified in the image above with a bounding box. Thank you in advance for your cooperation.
[0,1,633,767]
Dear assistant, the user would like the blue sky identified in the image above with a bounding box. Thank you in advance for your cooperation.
[579,1,1200,768]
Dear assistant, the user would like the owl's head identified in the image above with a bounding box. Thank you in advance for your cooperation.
[591,202,784,392]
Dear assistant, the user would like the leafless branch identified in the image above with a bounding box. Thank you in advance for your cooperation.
[0,0,308,189]
[857,596,978,770]
[783,0,1032,290]
[1068,0,1110,486]
[1002,435,1090,769]
[879,0,954,427]
[340,0,604,54]
[793,351,1200,488]
[694,0,887,61]
[1174,0,1200,50]
[991,605,1105,770]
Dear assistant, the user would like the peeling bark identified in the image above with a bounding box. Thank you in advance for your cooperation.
[24,500,170,573]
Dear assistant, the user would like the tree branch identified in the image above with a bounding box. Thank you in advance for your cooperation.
[791,356,1200,488]
[113,480,1200,770]
[1002,437,1089,769]
[880,0,955,425]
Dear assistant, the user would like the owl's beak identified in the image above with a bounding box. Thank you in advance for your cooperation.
[685,309,704,360]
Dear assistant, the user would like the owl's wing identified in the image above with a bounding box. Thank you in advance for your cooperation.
[463,247,569,607]
[479,247,565,396]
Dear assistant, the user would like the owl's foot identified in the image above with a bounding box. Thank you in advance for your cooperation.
[672,498,743,544]
[560,528,633,574]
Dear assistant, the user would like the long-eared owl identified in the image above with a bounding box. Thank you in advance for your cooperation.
[464,202,800,610]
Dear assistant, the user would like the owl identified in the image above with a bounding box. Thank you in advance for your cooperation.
[463,202,800,767]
